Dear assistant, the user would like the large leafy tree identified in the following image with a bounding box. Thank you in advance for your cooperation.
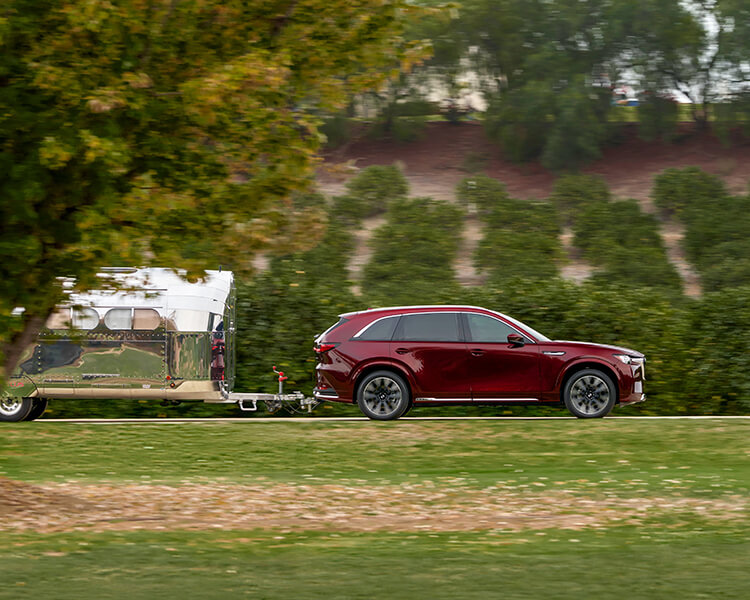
[422,0,750,168]
[0,0,429,377]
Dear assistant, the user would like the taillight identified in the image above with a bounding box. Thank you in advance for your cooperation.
[315,343,338,354]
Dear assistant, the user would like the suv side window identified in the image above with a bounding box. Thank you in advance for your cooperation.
[465,313,526,343]
[357,316,400,341]
[395,313,461,342]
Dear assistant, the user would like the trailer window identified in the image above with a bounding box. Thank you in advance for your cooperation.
[72,308,99,330]
[133,308,161,330]
[104,308,133,330]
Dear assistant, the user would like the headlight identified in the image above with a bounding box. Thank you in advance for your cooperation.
[613,354,644,365]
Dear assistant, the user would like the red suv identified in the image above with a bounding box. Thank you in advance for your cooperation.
[314,305,645,420]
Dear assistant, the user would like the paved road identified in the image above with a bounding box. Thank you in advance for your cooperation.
[35,415,750,424]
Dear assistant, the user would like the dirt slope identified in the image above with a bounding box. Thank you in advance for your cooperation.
[317,122,749,297]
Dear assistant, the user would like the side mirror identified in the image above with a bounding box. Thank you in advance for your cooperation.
[507,333,525,347]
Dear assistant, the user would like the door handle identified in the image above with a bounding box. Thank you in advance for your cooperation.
[395,348,411,355]
[470,349,485,357]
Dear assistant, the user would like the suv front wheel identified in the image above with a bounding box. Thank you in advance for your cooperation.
[357,370,411,421]
[563,369,616,418]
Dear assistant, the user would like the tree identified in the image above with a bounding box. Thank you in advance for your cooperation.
[0,0,430,379]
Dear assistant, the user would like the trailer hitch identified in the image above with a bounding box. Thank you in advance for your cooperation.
[225,366,320,414]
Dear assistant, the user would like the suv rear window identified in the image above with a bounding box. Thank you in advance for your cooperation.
[394,313,461,342]
[357,315,400,341]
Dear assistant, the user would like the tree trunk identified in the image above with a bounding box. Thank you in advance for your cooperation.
[2,315,44,380]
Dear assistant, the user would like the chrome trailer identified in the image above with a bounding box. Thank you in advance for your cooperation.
[2,268,319,421]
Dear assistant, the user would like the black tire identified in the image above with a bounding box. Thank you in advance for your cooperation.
[23,398,49,422]
[356,370,411,421]
[0,396,34,422]
[563,369,616,419]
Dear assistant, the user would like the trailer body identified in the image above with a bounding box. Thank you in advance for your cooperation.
[8,268,237,405]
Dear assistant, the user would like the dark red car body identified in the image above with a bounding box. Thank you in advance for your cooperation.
[313,305,645,417]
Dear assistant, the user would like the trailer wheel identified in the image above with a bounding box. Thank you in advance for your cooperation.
[0,396,34,422]
[24,398,49,421]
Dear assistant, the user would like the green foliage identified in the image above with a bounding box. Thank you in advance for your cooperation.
[550,174,611,222]
[456,175,510,214]
[540,81,611,171]
[687,287,750,412]
[236,260,358,397]
[483,84,551,163]
[320,114,354,149]
[0,0,427,377]
[652,167,727,216]
[474,196,562,283]
[362,197,464,304]
[638,96,680,142]
[339,165,410,222]
[652,167,750,290]
[367,115,430,143]
[573,200,682,292]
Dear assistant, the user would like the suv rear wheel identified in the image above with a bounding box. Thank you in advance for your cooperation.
[357,370,410,421]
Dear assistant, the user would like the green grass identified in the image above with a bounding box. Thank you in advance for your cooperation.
[1,420,748,598]
[2,525,748,600]
[1,421,748,495]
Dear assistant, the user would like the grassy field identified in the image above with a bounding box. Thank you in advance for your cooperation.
[1,420,748,599]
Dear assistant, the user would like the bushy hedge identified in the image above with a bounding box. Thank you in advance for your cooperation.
[550,174,610,222]
[362,196,464,304]
[457,176,562,283]
[332,165,410,225]
[456,175,510,215]
[652,167,750,290]
[573,199,682,292]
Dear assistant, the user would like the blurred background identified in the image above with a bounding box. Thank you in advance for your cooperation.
[2,0,749,418]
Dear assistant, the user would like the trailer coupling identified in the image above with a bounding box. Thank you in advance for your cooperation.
[222,367,321,414]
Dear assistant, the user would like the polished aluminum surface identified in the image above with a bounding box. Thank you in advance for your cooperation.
[6,268,236,403]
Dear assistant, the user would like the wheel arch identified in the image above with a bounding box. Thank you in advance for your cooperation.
[558,361,620,403]
[353,363,413,404]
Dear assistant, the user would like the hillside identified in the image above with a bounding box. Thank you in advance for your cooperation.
[317,122,750,297]
[319,122,750,201]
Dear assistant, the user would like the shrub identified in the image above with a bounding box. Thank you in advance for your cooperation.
[343,165,409,219]
[638,95,680,142]
[687,286,750,412]
[475,197,562,283]
[652,167,727,216]
[456,175,509,214]
[573,199,682,292]
[362,197,463,304]
[550,174,610,222]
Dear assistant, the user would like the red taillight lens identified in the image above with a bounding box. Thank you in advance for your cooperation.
[315,343,338,354]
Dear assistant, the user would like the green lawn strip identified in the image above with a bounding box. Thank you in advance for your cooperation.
[1,523,747,600]
[1,421,747,499]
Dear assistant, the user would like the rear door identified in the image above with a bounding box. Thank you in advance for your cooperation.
[390,312,470,400]
[463,312,541,400]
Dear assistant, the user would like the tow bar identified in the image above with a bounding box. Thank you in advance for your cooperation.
[223,366,320,414]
